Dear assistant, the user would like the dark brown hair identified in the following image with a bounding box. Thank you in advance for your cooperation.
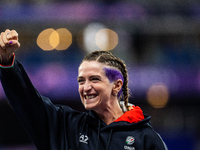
[81,50,130,110]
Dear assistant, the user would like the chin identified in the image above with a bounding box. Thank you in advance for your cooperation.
[84,103,98,111]
[84,105,94,110]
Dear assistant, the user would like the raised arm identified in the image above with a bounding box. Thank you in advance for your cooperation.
[0,29,54,149]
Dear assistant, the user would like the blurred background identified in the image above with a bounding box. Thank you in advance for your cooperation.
[0,0,200,149]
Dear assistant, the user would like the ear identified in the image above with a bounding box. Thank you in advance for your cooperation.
[112,79,123,95]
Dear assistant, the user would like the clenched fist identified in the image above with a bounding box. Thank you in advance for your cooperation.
[0,29,20,65]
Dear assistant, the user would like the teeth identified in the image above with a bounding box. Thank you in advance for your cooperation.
[85,95,96,99]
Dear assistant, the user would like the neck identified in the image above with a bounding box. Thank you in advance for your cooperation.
[95,101,124,125]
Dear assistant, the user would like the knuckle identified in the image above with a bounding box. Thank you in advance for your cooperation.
[12,30,18,35]
[5,29,10,33]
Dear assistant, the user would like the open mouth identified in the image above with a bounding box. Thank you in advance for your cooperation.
[85,95,97,100]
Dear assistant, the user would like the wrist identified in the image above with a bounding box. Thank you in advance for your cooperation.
[0,53,15,67]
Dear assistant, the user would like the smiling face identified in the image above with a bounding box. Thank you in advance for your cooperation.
[78,61,115,111]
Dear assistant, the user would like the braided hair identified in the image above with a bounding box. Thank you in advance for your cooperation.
[81,50,130,110]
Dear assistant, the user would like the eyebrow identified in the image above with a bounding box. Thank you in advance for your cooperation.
[77,75,101,80]
[89,75,101,78]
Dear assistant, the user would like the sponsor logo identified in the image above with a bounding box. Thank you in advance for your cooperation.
[124,136,135,150]
[79,134,89,144]
[126,136,135,145]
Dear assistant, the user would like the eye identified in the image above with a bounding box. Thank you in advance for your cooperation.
[91,77,100,82]
[77,78,85,84]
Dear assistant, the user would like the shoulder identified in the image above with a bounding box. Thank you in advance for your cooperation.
[142,126,168,150]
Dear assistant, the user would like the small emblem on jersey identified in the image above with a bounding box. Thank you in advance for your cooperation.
[126,136,135,145]
[79,134,89,144]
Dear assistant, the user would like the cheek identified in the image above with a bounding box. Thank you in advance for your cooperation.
[78,85,83,96]
[100,83,113,96]
[78,86,85,104]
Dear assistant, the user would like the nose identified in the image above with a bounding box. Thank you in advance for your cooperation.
[84,81,92,92]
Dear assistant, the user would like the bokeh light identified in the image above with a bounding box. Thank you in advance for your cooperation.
[82,23,107,53]
[37,28,72,51]
[95,29,118,50]
[55,28,72,50]
[36,28,55,51]
[77,23,118,53]
[147,83,169,108]
[49,30,59,49]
